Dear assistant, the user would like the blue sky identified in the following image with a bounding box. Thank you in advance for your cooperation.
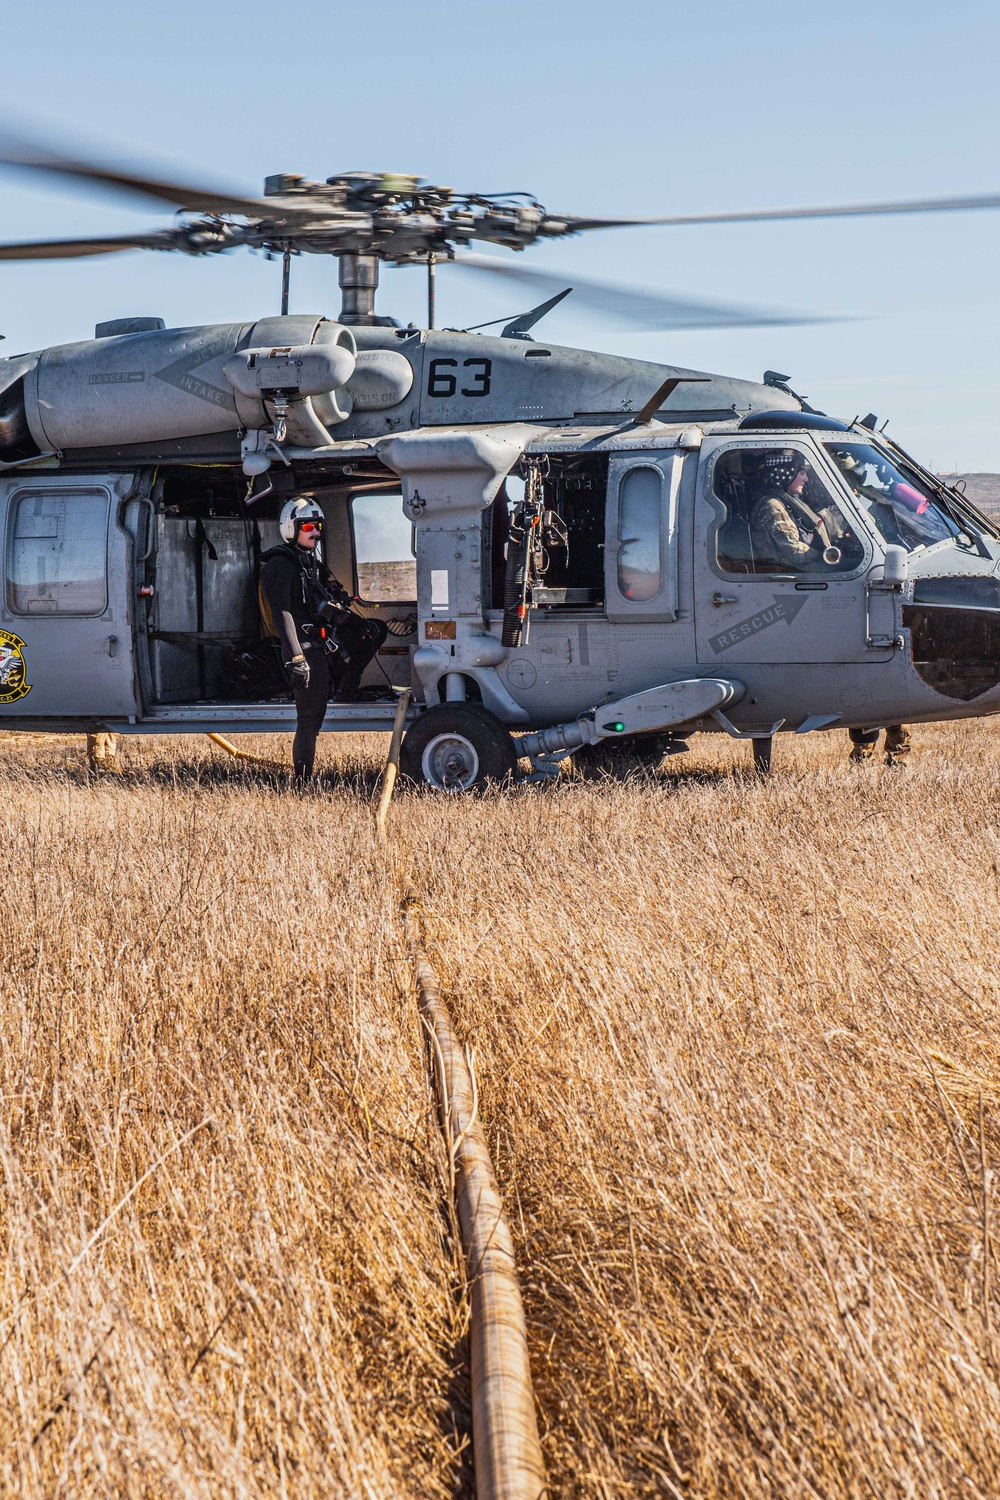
[2,0,999,467]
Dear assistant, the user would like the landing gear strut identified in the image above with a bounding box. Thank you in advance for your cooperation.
[752,737,773,776]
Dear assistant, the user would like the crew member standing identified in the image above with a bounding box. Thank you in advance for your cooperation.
[260,497,386,783]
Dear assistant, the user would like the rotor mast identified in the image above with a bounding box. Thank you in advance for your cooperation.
[337,251,382,325]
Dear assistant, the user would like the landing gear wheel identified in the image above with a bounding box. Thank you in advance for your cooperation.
[400,703,517,792]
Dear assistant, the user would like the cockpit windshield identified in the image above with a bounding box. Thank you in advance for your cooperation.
[825,442,962,552]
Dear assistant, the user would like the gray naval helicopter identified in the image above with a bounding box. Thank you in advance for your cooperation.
[1,134,999,788]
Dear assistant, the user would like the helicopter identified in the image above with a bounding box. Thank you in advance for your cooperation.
[0,132,999,789]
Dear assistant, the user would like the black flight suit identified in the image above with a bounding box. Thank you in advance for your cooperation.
[260,544,386,780]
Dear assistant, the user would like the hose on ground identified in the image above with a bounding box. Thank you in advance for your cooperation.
[401,894,547,1500]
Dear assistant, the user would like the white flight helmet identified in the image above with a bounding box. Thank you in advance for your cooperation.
[279,496,324,544]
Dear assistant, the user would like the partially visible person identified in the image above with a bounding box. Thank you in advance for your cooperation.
[259,497,386,783]
[86,731,119,772]
[826,444,954,552]
[849,725,911,766]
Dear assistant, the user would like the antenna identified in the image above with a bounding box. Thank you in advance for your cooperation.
[633,375,709,425]
[463,288,573,340]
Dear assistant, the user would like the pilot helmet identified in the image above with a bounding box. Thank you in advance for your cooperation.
[758,448,808,492]
[279,496,325,543]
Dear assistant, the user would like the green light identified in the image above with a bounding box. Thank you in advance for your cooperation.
[602,720,627,733]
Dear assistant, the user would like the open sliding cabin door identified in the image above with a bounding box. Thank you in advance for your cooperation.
[0,472,139,720]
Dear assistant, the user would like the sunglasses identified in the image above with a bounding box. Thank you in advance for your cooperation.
[298,520,323,533]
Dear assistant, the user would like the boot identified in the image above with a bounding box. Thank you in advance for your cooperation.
[884,725,911,767]
[87,753,122,773]
[849,727,879,765]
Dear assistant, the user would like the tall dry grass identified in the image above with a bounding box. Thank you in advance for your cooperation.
[1,723,1000,1496]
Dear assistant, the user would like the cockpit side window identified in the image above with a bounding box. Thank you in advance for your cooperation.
[713,446,865,576]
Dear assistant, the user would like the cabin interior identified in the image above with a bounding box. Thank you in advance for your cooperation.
[138,449,610,707]
[143,462,415,705]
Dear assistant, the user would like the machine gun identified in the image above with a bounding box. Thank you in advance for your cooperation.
[501,456,569,648]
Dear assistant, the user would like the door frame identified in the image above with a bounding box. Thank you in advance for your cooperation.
[693,433,893,668]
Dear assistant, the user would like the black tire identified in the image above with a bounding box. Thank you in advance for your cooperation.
[399,703,517,792]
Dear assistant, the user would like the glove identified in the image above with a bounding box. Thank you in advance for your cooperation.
[288,655,310,689]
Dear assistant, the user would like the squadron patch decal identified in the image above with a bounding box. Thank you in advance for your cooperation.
[0,630,31,704]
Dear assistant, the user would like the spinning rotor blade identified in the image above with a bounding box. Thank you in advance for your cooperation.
[0,131,313,219]
[450,253,830,330]
[563,191,1000,232]
[0,231,182,260]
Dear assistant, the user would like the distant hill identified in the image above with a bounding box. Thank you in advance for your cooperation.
[939,473,1000,518]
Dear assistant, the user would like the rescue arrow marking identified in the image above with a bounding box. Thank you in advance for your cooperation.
[708,592,808,655]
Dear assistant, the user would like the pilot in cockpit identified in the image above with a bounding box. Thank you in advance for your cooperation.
[749,450,851,571]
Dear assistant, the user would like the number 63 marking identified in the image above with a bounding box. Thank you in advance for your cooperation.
[427,357,492,398]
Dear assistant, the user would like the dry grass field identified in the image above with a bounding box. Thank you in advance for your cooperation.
[2,720,1000,1497]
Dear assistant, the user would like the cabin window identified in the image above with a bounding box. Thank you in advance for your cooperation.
[6,488,110,615]
[350,491,416,601]
[617,466,662,600]
[713,447,864,575]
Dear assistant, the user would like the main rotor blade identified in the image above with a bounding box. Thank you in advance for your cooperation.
[0,131,306,219]
[450,253,830,330]
[562,191,1000,232]
[0,230,182,260]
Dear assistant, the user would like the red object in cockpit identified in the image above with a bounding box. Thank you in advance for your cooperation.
[891,480,929,515]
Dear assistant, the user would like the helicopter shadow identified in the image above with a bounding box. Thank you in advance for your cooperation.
[518,759,743,795]
[131,755,388,797]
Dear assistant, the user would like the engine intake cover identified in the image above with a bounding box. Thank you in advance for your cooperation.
[346,349,414,410]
